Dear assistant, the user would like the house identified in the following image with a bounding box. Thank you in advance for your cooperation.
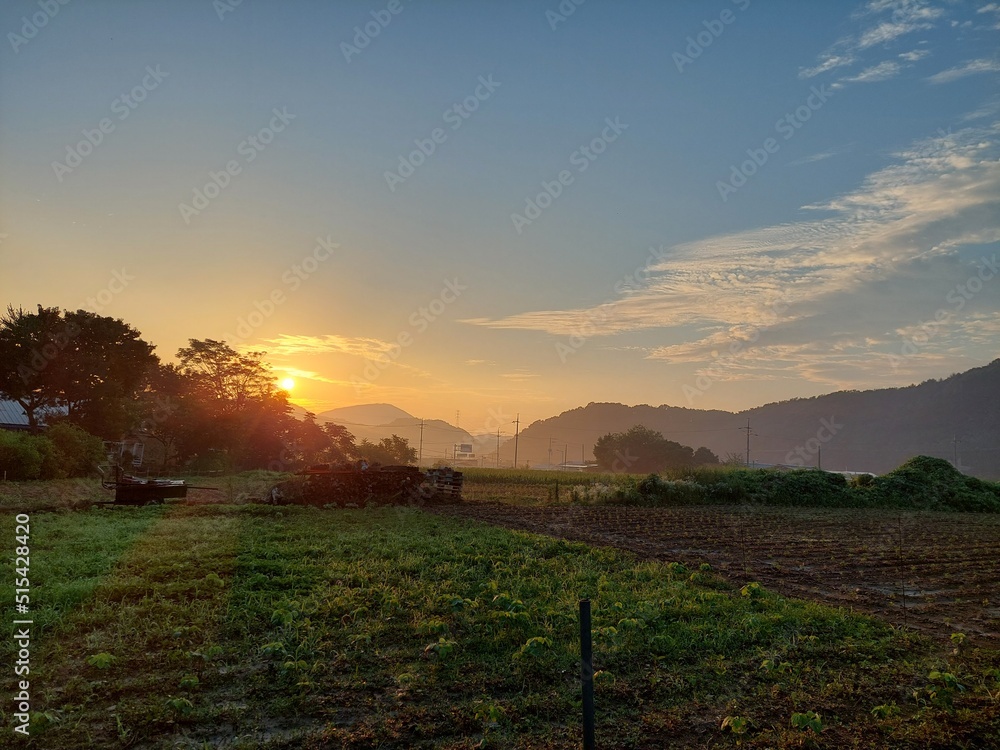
[0,400,31,431]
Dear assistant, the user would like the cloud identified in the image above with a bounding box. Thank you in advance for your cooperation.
[464,359,495,366]
[500,369,541,381]
[928,58,1000,84]
[800,1,944,84]
[789,144,853,165]
[464,121,1000,388]
[253,333,397,359]
[277,367,351,386]
[842,60,903,82]
[899,48,930,61]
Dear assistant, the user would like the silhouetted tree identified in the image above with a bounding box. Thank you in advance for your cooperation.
[593,425,696,473]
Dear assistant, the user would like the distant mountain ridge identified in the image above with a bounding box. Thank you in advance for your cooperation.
[498,359,999,479]
[291,361,999,477]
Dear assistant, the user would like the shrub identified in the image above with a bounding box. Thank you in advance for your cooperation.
[0,430,47,480]
[45,423,105,478]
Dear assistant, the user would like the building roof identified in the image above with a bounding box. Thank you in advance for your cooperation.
[0,399,68,429]
[0,399,28,427]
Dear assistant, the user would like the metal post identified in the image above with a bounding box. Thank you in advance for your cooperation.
[580,599,595,750]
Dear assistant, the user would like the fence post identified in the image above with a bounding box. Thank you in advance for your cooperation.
[580,598,595,749]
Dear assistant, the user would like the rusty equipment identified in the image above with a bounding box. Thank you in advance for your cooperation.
[101,465,188,505]
[267,464,463,507]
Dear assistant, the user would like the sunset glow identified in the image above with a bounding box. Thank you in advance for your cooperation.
[1,1,996,430]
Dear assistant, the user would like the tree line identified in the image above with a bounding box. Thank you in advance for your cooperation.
[0,306,415,477]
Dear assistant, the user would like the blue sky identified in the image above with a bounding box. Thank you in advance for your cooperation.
[1,0,998,429]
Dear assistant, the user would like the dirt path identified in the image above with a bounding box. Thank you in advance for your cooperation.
[431,502,1000,644]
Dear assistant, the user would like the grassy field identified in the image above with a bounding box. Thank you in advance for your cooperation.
[2,501,998,748]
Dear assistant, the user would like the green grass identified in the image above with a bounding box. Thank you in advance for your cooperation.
[5,504,997,748]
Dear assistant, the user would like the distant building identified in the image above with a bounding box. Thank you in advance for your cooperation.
[0,400,32,431]
[0,399,69,431]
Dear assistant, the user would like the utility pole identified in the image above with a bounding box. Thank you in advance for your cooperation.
[496,427,501,469]
[743,418,752,467]
[418,419,424,467]
[455,410,460,429]
[548,437,555,466]
[513,414,520,469]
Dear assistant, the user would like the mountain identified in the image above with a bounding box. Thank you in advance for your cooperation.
[286,402,312,420]
[498,359,1000,479]
[314,403,414,426]
[310,406,475,464]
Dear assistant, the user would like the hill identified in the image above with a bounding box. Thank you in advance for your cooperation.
[499,359,1000,479]
[314,403,414,426]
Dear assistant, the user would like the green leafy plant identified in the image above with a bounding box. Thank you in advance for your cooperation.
[721,715,749,735]
[86,652,116,669]
[424,637,457,659]
[790,710,824,733]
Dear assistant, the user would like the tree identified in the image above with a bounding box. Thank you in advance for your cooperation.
[171,339,293,470]
[57,310,159,437]
[322,423,357,464]
[0,306,158,437]
[692,446,721,466]
[0,305,67,429]
[593,425,696,473]
[355,434,417,466]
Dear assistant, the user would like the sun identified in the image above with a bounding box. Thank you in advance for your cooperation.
[280,377,295,391]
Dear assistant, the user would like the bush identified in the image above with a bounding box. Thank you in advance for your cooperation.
[859,456,1000,513]
[0,424,106,480]
[46,423,105,478]
[0,430,47,480]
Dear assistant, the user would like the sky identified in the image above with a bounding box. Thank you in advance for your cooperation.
[1,0,998,433]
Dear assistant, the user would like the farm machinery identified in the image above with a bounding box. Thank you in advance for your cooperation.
[100,464,190,505]
[267,464,463,507]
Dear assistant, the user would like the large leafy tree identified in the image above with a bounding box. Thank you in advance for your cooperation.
[594,425,706,473]
[0,306,158,437]
[355,434,417,466]
[173,339,292,469]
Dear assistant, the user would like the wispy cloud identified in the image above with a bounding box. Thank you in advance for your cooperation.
[789,144,853,166]
[277,367,352,386]
[500,369,541,381]
[464,121,1000,388]
[842,60,904,83]
[253,333,396,359]
[928,58,1000,84]
[801,1,945,86]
